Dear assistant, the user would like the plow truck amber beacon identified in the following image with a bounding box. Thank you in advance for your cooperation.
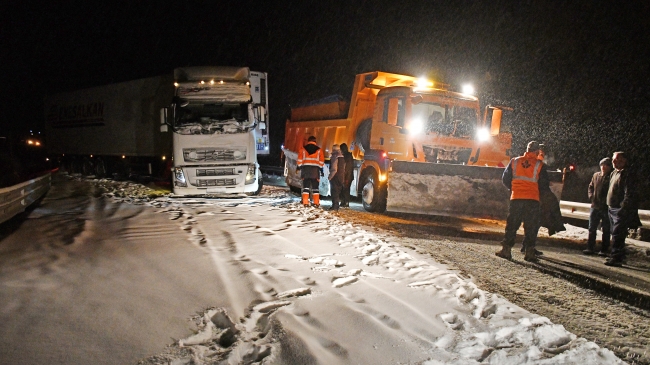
[283,71,563,219]
[161,67,269,196]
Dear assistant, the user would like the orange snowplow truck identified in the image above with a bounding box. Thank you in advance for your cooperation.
[283,71,562,219]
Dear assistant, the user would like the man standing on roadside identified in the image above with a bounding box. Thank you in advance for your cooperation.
[328,144,346,211]
[583,157,613,256]
[339,143,354,207]
[496,141,551,262]
[296,136,325,207]
[605,151,641,267]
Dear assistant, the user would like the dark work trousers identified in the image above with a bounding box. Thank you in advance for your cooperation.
[302,178,319,198]
[330,179,343,210]
[608,207,628,260]
[503,199,541,249]
[587,207,610,251]
[342,179,353,205]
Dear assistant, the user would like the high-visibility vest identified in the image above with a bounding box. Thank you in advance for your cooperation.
[510,153,543,201]
[297,142,324,168]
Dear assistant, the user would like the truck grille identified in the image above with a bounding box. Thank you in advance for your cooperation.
[195,178,237,187]
[196,168,235,176]
[183,148,245,162]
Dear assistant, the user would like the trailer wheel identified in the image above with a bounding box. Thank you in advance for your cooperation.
[361,169,386,213]
[95,159,107,178]
[81,158,94,176]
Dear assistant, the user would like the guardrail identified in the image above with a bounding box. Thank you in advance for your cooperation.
[560,200,650,229]
[0,173,52,225]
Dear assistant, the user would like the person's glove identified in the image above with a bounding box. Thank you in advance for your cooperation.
[320,167,324,177]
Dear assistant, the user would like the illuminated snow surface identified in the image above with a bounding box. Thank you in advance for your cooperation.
[0,176,625,365]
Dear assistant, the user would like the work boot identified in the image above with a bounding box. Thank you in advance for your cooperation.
[495,246,512,260]
[522,245,544,255]
[584,237,596,255]
[604,257,624,267]
[599,241,610,257]
[524,247,539,262]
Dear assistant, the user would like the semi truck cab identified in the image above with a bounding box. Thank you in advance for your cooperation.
[161,67,268,196]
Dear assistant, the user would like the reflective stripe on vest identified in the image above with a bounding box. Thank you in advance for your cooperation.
[512,159,541,182]
[297,144,324,168]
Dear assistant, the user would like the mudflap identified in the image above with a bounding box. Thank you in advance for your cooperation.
[386,161,563,220]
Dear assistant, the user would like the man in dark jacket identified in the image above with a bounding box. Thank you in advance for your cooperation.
[496,141,551,262]
[339,143,354,207]
[297,136,325,207]
[328,144,346,211]
[583,157,612,256]
[605,151,641,266]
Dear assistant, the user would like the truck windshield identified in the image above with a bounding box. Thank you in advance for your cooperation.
[174,102,250,135]
[412,102,477,138]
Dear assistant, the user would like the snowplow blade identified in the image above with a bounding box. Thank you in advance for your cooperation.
[386,161,562,220]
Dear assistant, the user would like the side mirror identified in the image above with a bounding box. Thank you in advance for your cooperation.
[411,95,423,105]
[160,108,170,132]
[490,109,502,136]
[258,106,266,122]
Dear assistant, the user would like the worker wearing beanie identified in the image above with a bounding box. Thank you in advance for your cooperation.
[496,141,551,262]
[584,157,613,256]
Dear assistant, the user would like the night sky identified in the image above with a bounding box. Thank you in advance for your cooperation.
[3,1,649,168]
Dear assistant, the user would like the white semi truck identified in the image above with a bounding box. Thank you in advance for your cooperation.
[162,67,268,195]
[45,66,269,196]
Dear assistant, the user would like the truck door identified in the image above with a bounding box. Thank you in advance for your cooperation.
[370,96,413,161]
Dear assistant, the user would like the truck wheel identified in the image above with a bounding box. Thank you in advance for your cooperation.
[249,170,263,196]
[361,169,386,213]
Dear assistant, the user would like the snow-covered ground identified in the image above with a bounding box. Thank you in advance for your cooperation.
[0,176,627,364]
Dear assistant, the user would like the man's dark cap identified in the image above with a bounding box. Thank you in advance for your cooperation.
[599,157,612,166]
[526,141,541,152]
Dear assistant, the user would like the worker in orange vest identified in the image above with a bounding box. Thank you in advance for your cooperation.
[496,140,551,262]
[296,136,325,207]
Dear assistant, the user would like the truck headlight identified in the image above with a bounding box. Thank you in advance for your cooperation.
[476,127,491,142]
[174,167,187,187]
[409,118,424,135]
[245,164,256,185]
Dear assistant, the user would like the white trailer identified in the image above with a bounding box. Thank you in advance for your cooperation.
[45,75,174,177]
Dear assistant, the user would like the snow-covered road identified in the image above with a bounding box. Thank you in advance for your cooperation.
[0,175,625,364]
